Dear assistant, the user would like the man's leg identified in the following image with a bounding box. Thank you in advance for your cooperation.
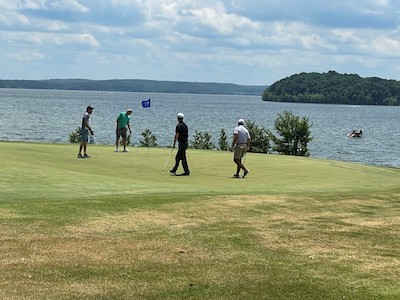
[233,146,243,175]
[115,138,119,151]
[122,129,129,151]
[181,153,189,174]
[234,158,243,172]
[172,144,184,172]
[115,129,120,151]
[82,142,88,156]
[79,129,88,157]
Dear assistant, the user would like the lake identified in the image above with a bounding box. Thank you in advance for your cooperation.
[0,88,399,168]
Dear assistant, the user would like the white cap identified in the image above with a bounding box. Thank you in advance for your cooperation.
[177,113,184,119]
[238,119,245,125]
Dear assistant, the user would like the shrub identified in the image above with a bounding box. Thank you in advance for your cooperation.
[245,120,271,153]
[191,130,214,149]
[140,128,158,147]
[69,127,81,143]
[269,110,313,156]
[218,129,229,151]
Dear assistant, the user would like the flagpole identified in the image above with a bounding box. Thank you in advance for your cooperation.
[141,99,151,154]
[148,101,151,154]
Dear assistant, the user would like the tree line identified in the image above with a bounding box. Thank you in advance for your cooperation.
[0,79,265,96]
[262,71,400,105]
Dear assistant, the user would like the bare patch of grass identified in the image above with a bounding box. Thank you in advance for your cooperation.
[63,194,399,281]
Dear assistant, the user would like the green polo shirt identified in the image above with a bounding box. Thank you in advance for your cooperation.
[117,112,130,129]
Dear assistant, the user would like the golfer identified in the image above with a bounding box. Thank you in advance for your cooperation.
[78,105,94,158]
[231,119,251,178]
[115,108,133,152]
[170,113,190,176]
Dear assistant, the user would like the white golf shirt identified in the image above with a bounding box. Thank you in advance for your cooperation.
[234,125,250,144]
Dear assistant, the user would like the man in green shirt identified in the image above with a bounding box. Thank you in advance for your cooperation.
[115,108,132,152]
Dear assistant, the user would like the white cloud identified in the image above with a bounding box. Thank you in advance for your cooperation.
[15,0,89,12]
[0,0,400,84]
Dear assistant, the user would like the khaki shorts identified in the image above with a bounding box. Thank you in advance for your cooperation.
[234,144,247,160]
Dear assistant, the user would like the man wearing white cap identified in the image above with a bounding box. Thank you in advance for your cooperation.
[115,108,133,152]
[170,113,190,176]
[231,119,251,178]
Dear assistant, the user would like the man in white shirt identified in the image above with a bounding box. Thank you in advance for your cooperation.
[78,106,94,158]
[231,119,251,178]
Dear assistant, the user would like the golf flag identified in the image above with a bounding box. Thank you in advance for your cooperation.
[142,99,151,108]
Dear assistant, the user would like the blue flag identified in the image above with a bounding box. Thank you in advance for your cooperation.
[142,99,151,108]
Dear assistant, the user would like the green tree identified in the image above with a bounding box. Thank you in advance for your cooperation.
[245,120,271,153]
[218,129,229,151]
[191,130,214,149]
[262,71,400,106]
[140,128,158,147]
[270,111,313,156]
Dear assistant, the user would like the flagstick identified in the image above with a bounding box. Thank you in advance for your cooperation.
[147,104,151,154]
[141,99,152,154]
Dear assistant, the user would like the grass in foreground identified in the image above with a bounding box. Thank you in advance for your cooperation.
[0,142,399,299]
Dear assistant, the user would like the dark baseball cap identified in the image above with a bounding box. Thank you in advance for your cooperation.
[87,106,94,110]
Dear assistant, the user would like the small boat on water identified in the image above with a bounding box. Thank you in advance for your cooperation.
[347,129,363,138]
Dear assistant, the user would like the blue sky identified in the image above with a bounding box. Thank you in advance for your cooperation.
[1,0,399,85]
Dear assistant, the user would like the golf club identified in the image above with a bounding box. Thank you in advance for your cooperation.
[162,148,174,171]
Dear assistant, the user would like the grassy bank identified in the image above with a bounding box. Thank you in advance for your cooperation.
[1,142,399,299]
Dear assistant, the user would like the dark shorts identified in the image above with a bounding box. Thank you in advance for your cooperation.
[116,127,127,139]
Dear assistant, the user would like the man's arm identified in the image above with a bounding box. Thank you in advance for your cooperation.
[84,118,93,134]
[231,133,238,148]
[173,132,179,148]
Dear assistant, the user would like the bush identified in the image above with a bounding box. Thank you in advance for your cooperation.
[69,127,81,143]
[218,129,229,151]
[245,120,271,153]
[269,110,313,156]
[140,128,158,147]
[191,130,214,149]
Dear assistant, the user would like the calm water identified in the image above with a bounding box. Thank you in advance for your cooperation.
[1,88,399,168]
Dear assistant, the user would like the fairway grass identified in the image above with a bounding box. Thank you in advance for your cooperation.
[0,142,399,299]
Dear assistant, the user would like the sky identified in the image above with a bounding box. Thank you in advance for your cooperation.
[0,0,400,86]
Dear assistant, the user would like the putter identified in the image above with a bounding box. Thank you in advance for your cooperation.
[162,148,174,171]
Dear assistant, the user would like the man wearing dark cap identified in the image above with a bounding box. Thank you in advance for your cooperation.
[78,106,94,158]
[170,113,190,176]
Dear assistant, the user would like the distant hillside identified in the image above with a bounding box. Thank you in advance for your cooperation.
[262,71,400,105]
[0,79,266,96]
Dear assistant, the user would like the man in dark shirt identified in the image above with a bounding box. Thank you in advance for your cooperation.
[170,113,190,176]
